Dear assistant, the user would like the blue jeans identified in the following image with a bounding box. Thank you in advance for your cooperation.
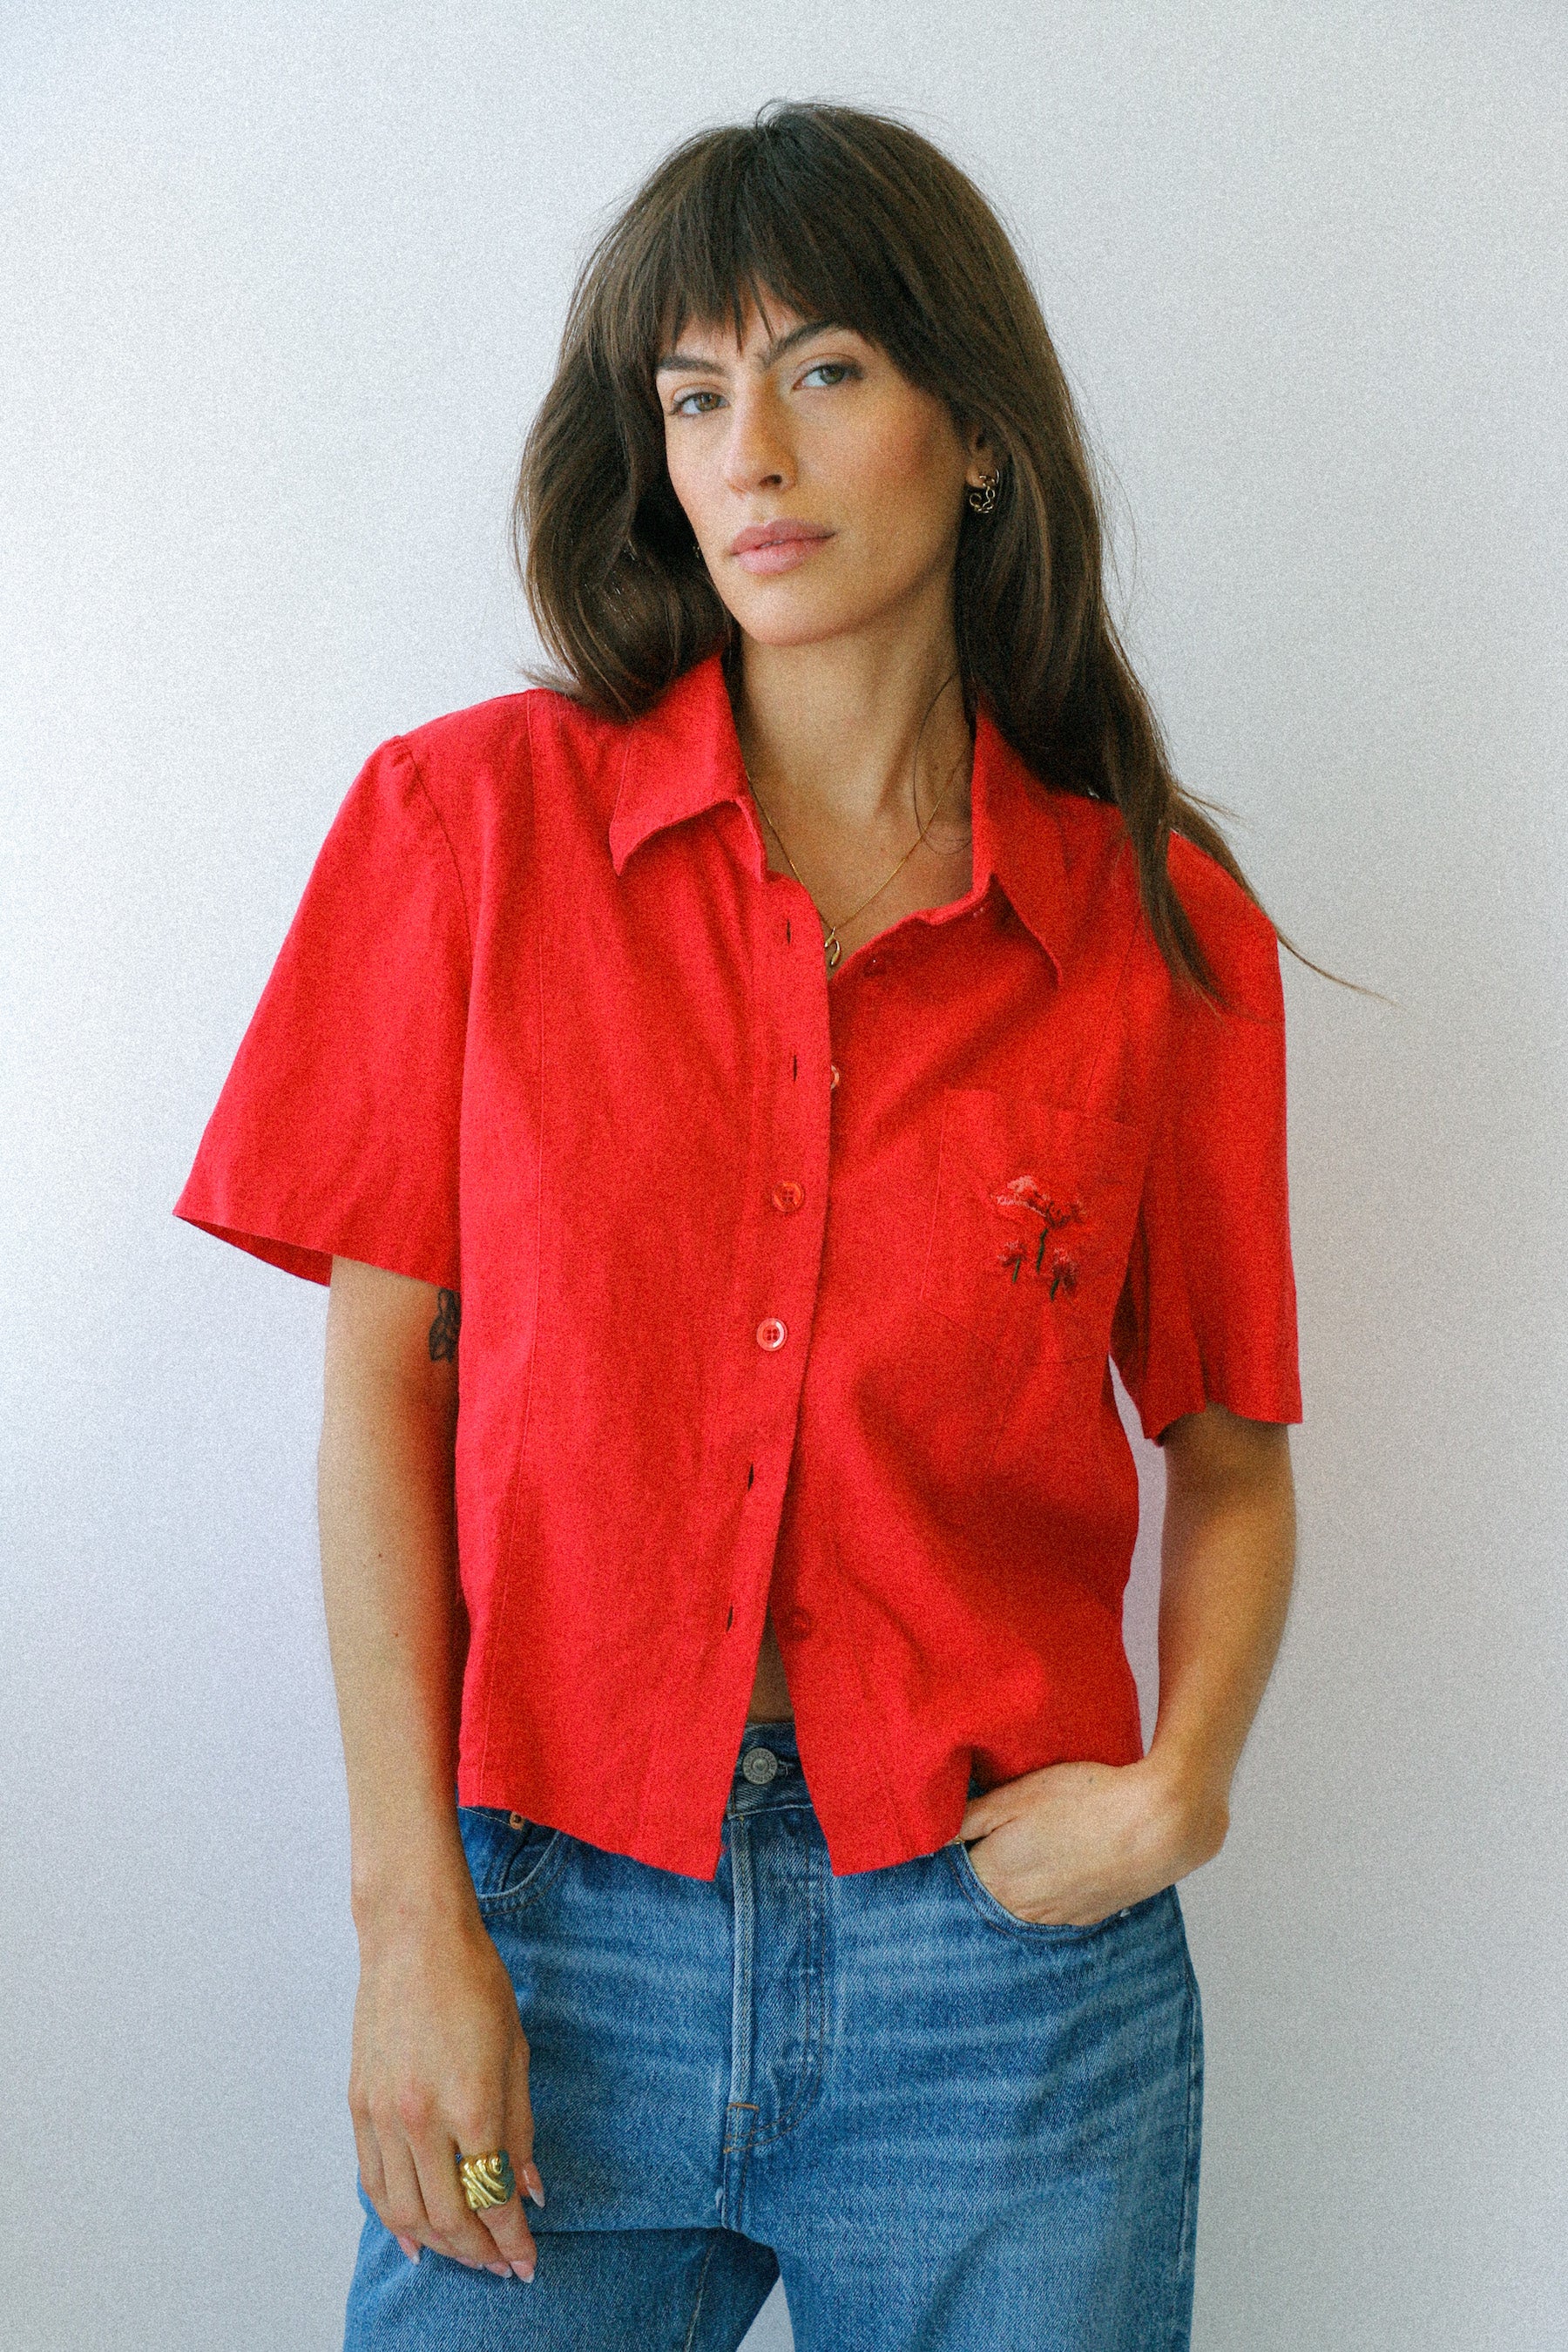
[344,1720,1202,2350]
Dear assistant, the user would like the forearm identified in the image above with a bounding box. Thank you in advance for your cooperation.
[319,1267,473,1941]
[1145,1407,1297,1853]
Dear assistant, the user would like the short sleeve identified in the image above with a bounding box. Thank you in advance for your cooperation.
[1111,846,1302,1443]
[173,735,470,1288]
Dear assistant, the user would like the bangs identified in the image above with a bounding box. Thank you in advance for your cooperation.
[598,119,950,393]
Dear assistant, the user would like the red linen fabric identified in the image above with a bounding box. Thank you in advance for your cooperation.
[175,651,1301,1877]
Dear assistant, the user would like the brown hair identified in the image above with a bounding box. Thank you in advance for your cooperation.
[513,99,1326,1002]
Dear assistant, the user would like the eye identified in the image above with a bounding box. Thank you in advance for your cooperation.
[798,361,859,389]
[667,387,725,417]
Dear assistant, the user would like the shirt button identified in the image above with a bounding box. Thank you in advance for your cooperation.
[781,1605,814,1639]
[828,1063,841,1091]
[771,1180,805,1213]
[755,1317,787,1350]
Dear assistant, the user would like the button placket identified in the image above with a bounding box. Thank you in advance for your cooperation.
[727,875,833,1680]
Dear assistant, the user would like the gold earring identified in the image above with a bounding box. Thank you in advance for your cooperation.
[967,468,1001,515]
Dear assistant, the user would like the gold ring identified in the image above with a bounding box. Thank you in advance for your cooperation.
[456,2149,517,2212]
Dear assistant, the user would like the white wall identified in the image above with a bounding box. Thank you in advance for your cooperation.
[3,6,1564,2347]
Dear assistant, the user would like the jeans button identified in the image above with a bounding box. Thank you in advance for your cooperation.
[741,1747,779,1785]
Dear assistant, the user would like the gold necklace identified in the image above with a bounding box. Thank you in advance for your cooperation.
[741,684,971,972]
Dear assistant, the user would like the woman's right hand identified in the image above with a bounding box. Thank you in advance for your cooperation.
[348,1896,544,2282]
[320,1259,543,2279]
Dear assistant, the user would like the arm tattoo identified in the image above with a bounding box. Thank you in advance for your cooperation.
[429,1288,462,1362]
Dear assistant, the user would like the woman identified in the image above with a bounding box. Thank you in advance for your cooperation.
[177,102,1301,2351]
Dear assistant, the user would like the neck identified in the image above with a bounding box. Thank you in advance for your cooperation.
[729,611,975,847]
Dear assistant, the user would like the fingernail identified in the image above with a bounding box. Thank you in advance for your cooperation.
[525,2166,546,2209]
[512,2259,536,2282]
[395,2235,419,2261]
[487,2262,511,2277]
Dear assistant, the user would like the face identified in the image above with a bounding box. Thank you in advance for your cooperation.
[657,295,992,650]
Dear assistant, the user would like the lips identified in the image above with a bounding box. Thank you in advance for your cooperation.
[728,519,833,556]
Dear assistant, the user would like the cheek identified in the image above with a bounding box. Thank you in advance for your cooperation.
[841,409,962,564]
[661,425,717,532]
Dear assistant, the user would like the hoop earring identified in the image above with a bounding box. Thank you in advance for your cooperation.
[966,468,1001,515]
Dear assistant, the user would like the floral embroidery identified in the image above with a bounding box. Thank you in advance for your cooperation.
[994,1173,1085,1292]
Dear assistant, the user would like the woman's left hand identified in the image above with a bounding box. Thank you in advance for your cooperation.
[951,1756,1228,1929]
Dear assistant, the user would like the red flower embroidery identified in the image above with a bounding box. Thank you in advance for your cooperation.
[994,1173,1085,1290]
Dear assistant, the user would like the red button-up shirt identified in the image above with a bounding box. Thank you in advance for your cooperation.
[175,651,1301,1876]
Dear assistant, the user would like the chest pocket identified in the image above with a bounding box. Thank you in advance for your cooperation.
[918,1090,1146,1390]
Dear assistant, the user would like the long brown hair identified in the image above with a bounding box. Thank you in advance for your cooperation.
[514,100,1323,1002]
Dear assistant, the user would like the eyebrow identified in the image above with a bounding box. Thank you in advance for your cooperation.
[654,318,851,377]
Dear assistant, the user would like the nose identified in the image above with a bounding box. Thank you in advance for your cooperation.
[721,381,794,497]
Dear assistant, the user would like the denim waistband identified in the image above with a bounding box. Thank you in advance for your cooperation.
[728,1718,807,1815]
[729,1719,985,1824]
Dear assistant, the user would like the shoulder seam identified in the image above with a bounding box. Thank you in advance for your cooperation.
[389,733,473,963]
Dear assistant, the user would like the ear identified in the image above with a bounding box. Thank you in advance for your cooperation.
[963,419,995,484]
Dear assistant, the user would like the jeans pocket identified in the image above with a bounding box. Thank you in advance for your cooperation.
[458,1805,568,1914]
[944,1837,1146,1944]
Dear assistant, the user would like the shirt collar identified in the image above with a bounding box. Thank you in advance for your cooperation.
[609,650,1072,977]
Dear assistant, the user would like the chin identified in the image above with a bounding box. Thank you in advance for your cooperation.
[726,587,889,651]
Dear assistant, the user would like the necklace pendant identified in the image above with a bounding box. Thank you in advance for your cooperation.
[823,931,841,970]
